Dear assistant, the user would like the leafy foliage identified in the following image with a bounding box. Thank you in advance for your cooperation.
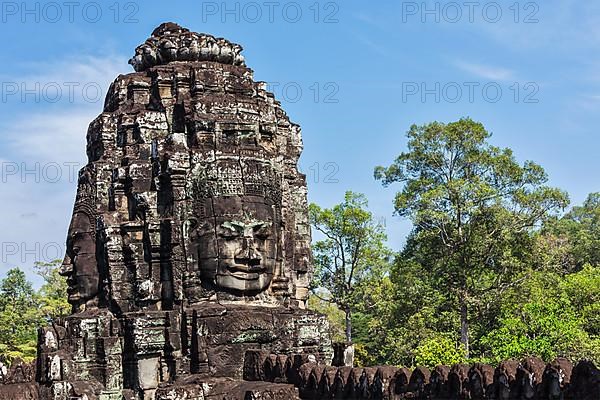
[0,261,68,363]
[311,119,598,368]
[480,267,600,363]
[414,335,466,369]
[540,193,600,271]
[0,269,43,363]
[374,118,569,356]
[307,295,346,343]
[309,191,392,342]
[35,261,70,320]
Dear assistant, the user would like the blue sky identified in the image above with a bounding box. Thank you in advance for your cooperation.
[1,0,599,285]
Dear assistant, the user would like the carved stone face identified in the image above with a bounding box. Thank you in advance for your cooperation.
[59,211,99,308]
[190,198,279,294]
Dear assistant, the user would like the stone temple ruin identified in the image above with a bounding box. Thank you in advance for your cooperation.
[39,22,331,399]
[0,22,599,400]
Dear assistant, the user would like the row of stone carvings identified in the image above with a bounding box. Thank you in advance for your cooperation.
[243,352,600,399]
[0,355,599,399]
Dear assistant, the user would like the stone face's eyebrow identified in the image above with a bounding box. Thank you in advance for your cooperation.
[237,131,256,140]
[221,220,270,230]
[253,222,271,230]
[70,231,91,240]
[221,221,244,231]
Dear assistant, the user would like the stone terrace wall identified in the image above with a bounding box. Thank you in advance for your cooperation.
[2,354,599,399]
[243,351,600,400]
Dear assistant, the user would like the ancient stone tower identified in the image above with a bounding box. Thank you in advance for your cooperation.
[34,22,332,399]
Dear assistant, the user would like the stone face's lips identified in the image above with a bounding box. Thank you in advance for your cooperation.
[229,271,261,280]
[228,264,266,274]
[129,21,246,72]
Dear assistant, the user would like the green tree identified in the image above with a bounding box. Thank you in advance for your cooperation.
[307,295,346,343]
[375,118,569,356]
[35,260,70,320]
[561,264,600,337]
[480,269,599,364]
[379,253,462,366]
[309,191,392,342]
[350,274,399,366]
[541,193,600,271]
[414,334,466,368]
[0,262,68,363]
[0,268,44,362]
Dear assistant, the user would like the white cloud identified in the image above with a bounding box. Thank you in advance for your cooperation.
[1,55,128,106]
[1,54,127,162]
[355,34,389,57]
[472,0,600,53]
[453,60,515,81]
[571,94,600,112]
[0,54,128,284]
[4,110,93,163]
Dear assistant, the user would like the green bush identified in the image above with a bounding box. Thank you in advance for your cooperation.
[414,335,466,368]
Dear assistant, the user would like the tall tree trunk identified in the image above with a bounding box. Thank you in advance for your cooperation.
[460,295,469,358]
[345,307,352,342]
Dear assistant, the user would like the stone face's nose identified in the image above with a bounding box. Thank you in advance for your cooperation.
[59,254,73,276]
[237,236,262,264]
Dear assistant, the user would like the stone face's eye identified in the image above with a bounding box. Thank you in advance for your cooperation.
[219,231,239,239]
[218,225,240,239]
[254,224,270,239]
